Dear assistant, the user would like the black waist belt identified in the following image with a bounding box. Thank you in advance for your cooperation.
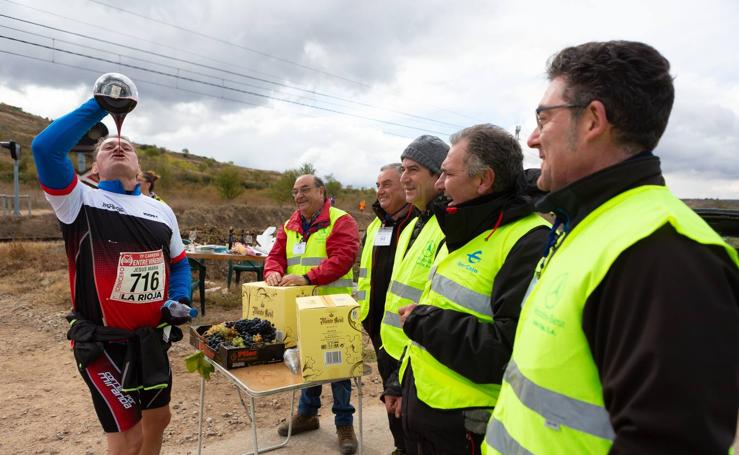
[66,312,182,392]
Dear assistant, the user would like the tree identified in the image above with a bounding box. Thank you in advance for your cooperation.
[324,173,343,198]
[214,166,244,200]
[267,162,317,205]
[297,162,316,175]
[268,168,299,204]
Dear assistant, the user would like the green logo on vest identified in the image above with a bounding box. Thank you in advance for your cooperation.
[531,273,568,336]
[314,228,329,240]
[416,240,436,268]
[544,273,567,309]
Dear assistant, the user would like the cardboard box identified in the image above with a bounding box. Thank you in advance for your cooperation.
[242,281,316,348]
[296,294,363,381]
[189,324,285,369]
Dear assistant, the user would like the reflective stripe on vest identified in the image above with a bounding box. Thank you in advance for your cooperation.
[388,280,423,303]
[383,310,401,328]
[285,206,354,295]
[485,186,739,455]
[287,256,323,267]
[380,216,444,360]
[430,275,492,317]
[356,217,382,320]
[485,419,533,455]
[328,278,354,288]
[504,360,614,440]
[400,213,549,410]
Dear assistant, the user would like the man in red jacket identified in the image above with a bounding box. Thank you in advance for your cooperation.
[265,174,360,454]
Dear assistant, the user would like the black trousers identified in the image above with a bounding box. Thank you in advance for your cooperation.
[401,363,484,455]
[369,332,415,454]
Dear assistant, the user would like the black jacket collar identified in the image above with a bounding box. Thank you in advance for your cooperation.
[536,152,665,232]
[372,200,416,226]
[421,195,447,222]
[434,169,545,252]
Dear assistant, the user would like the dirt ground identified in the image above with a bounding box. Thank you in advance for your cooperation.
[3,235,737,454]
[0,241,385,455]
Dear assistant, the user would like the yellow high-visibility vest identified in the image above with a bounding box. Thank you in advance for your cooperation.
[483,186,739,455]
[400,214,548,409]
[356,217,382,320]
[380,215,444,360]
[285,206,354,295]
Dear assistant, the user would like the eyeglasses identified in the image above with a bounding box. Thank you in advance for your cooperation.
[290,185,317,197]
[535,103,586,129]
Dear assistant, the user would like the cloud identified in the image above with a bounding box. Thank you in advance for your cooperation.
[1,0,738,196]
[0,81,87,119]
[665,171,739,199]
[658,101,739,181]
[139,100,409,186]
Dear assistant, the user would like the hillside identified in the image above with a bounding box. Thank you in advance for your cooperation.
[0,102,377,243]
[0,102,284,194]
[1,101,736,244]
[0,103,51,184]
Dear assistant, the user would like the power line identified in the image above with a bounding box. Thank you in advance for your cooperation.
[0,46,419,143]
[0,12,466,129]
[0,35,453,136]
[0,23,314,103]
[0,47,263,108]
[87,0,372,89]
[0,0,308,83]
[82,0,477,126]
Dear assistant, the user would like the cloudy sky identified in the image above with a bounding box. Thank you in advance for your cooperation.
[1,0,738,198]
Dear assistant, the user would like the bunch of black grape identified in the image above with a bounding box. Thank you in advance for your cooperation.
[228,318,277,344]
[206,333,226,350]
[202,323,239,350]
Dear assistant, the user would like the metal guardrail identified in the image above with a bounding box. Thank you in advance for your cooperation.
[0,194,32,217]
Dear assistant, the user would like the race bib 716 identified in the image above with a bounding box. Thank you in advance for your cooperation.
[110,250,166,303]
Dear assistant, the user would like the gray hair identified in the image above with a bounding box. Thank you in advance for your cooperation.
[449,124,523,193]
[380,163,403,174]
[297,174,328,201]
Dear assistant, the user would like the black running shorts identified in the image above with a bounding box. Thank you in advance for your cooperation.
[78,342,171,433]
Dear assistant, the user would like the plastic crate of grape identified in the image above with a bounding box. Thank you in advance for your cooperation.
[189,318,285,369]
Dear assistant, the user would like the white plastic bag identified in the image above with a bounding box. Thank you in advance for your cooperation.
[253,226,276,256]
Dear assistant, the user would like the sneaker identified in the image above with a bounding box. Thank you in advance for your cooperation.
[277,415,320,437]
[337,425,358,454]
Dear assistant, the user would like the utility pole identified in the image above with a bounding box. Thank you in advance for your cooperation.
[1,140,21,217]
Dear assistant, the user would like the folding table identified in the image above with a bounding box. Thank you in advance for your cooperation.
[197,360,363,454]
[185,251,265,315]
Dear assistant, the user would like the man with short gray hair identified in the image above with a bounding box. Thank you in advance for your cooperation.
[356,163,417,454]
[397,124,549,454]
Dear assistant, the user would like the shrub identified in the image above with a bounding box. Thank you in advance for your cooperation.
[268,169,299,204]
[215,167,244,200]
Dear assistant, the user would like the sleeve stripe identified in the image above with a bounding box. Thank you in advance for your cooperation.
[171,250,187,264]
[41,176,78,195]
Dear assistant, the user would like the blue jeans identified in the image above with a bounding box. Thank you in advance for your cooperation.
[298,379,354,427]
